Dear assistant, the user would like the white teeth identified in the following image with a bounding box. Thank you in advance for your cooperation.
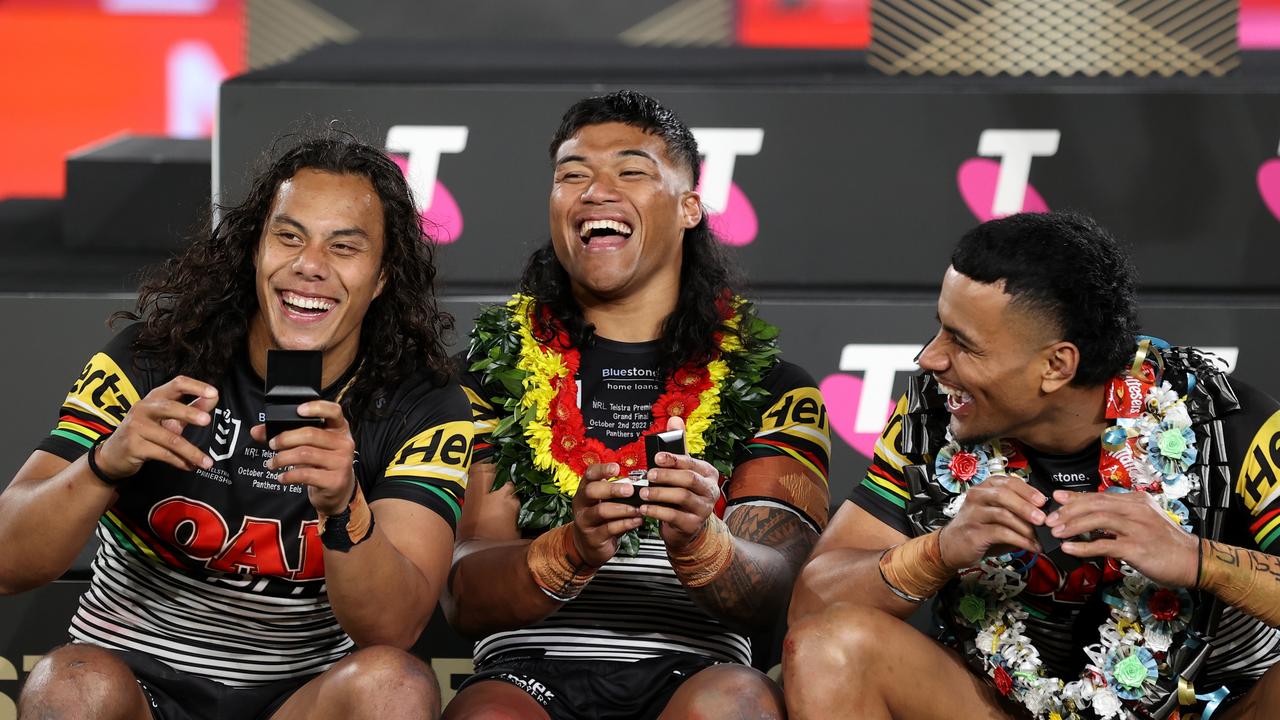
[578,219,633,238]
[282,291,333,312]
[935,379,972,410]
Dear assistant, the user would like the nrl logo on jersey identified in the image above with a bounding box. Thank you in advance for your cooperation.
[209,407,242,462]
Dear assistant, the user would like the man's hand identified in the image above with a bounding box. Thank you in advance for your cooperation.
[571,462,644,567]
[1047,489,1199,588]
[640,417,721,552]
[251,400,356,516]
[95,376,219,480]
[938,474,1046,569]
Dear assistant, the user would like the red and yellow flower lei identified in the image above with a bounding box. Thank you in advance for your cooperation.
[509,294,735,496]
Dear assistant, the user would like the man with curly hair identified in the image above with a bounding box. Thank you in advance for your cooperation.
[786,211,1280,719]
[0,133,473,719]
[443,90,831,719]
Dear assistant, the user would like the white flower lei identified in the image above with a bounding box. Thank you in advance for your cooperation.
[946,381,1199,720]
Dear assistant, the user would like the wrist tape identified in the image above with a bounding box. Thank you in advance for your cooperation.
[527,524,598,602]
[669,514,735,588]
[879,530,953,603]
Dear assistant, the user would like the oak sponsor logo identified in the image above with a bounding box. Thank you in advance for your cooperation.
[148,497,325,580]
[1237,409,1280,514]
[66,353,141,425]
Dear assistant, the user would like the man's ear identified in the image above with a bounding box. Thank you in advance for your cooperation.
[680,191,703,229]
[1041,341,1080,393]
[374,269,387,300]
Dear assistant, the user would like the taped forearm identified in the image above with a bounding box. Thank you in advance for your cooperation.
[526,524,598,601]
[878,530,954,603]
[1197,538,1280,627]
[670,514,736,588]
[318,484,374,551]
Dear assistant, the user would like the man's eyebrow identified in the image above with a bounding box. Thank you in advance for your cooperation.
[269,214,368,240]
[555,149,657,166]
[618,149,656,162]
[270,214,307,233]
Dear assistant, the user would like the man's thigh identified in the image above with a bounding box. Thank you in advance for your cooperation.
[784,603,1016,720]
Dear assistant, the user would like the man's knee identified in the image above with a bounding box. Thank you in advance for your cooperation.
[326,646,439,712]
[784,603,903,678]
[662,664,784,720]
[441,681,546,720]
[20,644,146,718]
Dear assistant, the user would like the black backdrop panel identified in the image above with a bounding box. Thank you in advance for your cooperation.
[220,84,1280,291]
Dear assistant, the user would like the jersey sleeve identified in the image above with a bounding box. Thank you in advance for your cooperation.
[35,324,148,462]
[457,351,499,464]
[366,379,475,532]
[725,361,832,533]
[847,394,915,536]
[1226,380,1280,555]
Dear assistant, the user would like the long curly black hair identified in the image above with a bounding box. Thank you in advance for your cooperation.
[520,90,754,378]
[115,131,454,422]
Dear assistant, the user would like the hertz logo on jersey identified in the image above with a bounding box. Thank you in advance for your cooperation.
[1237,409,1280,515]
[67,353,141,425]
[389,421,475,472]
[51,352,143,449]
[761,387,829,436]
[752,386,832,486]
[383,420,474,526]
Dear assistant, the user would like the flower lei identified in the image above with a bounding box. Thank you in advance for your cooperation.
[935,345,1201,720]
[468,293,780,556]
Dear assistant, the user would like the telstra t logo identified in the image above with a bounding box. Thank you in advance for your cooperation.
[385,126,468,243]
[957,130,1058,221]
[691,128,763,246]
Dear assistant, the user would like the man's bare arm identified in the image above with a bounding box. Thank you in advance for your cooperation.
[0,452,117,594]
[442,465,561,638]
[443,462,643,638]
[787,500,918,625]
[684,504,817,631]
[1197,539,1280,627]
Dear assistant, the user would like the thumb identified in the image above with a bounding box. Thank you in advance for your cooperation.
[665,415,686,432]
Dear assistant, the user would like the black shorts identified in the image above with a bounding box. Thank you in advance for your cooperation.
[461,654,719,720]
[115,649,316,720]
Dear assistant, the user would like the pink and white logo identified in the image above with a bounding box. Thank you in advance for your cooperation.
[1257,141,1280,221]
[958,129,1058,221]
[820,344,919,458]
[386,125,468,244]
[692,128,763,247]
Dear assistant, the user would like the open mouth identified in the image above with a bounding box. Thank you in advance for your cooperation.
[279,290,335,319]
[578,219,633,247]
[935,379,974,413]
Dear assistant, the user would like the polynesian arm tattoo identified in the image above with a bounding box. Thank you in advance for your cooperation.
[685,504,819,632]
[1199,539,1280,627]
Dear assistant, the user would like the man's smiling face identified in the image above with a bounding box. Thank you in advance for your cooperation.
[548,122,701,305]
